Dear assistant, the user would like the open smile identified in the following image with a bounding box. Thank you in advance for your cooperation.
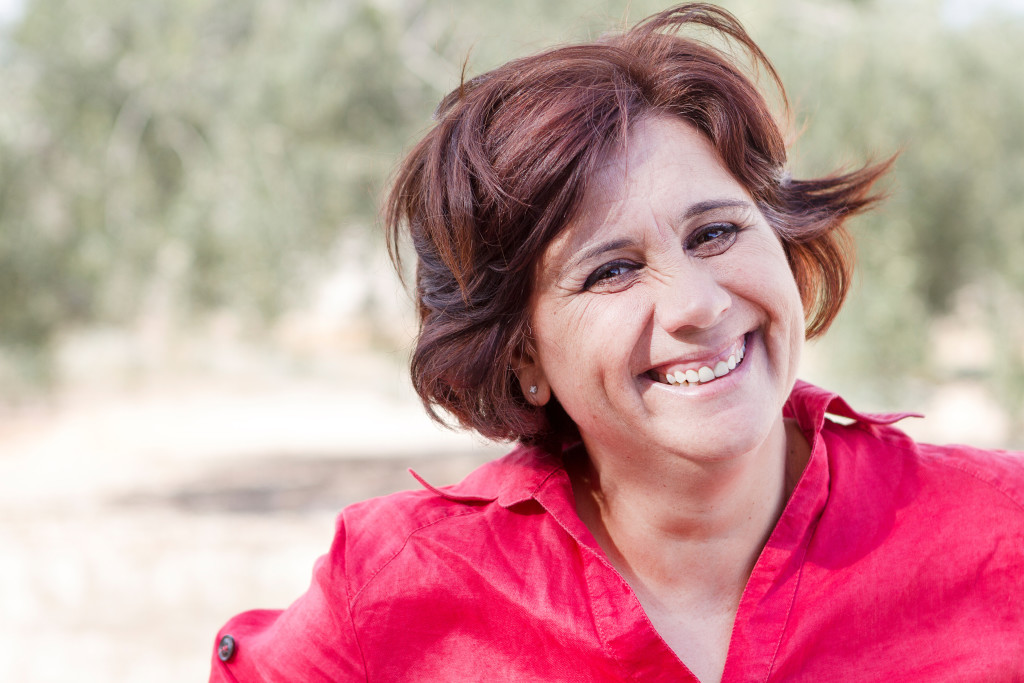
[645,335,748,387]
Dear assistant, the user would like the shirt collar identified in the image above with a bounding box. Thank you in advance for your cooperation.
[785,380,921,437]
[410,444,565,507]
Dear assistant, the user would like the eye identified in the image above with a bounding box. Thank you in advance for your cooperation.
[685,223,742,257]
[583,259,641,291]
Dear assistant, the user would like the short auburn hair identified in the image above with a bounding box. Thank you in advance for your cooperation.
[385,3,891,445]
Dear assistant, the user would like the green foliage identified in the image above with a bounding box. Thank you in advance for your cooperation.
[740,0,1024,431]
[0,0,670,341]
[1,0,1023,437]
[0,0,441,345]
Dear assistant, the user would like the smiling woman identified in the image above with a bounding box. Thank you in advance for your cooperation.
[210,4,1024,682]
[522,118,805,471]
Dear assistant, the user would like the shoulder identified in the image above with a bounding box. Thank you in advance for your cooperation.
[209,443,567,682]
[912,440,1024,510]
[784,384,1024,670]
[788,379,1024,515]
[820,404,1024,515]
[333,444,565,595]
[330,483,482,601]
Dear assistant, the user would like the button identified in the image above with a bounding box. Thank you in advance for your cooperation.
[217,635,237,662]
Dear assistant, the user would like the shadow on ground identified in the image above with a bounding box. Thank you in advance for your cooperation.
[114,451,500,514]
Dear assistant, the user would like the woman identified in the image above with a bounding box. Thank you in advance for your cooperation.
[210,5,1024,681]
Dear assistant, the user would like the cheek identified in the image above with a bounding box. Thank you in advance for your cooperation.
[535,296,608,353]
[765,268,805,343]
[530,300,588,381]
[532,296,642,384]
[772,265,805,320]
[779,262,806,327]
[740,237,803,314]
[766,264,806,373]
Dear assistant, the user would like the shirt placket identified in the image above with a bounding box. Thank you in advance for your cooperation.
[533,472,701,682]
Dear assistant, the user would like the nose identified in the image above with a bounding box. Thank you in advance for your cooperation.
[653,260,731,335]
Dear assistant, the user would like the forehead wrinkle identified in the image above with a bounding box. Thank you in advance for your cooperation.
[647,204,679,244]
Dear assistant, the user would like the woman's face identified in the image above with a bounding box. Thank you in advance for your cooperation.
[522,116,805,463]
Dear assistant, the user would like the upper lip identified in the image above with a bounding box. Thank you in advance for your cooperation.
[643,333,748,376]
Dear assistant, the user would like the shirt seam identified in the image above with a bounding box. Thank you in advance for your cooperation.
[876,437,1024,513]
[534,467,655,679]
[342,564,370,683]
[762,513,823,682]
[825,420,1024,513]
[348,506,485,606]
[928,456,1024,513]
[577,543,650,681]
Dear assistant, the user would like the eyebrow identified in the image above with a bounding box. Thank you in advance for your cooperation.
[571,238,634,269]
[682,198,753,219]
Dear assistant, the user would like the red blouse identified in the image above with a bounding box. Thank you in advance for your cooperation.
[210,381,1024,681]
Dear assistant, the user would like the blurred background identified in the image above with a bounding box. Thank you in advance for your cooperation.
[1,0,1022,680]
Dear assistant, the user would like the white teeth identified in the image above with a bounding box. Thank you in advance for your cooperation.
[655,337,749,387]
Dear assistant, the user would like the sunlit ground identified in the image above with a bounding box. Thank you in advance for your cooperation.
[0,322,506,682]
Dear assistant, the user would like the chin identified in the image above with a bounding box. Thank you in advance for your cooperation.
[675,429,773,463]
[674,394,784,462]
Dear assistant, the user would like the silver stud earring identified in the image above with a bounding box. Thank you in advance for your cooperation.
[529,385,538,395]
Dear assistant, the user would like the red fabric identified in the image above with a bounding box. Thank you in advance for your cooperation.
[210,381,1024,681]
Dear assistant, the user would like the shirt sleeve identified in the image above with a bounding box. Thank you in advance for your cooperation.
[209,515,366,682]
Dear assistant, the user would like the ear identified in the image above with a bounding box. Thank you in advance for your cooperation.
[514,345,551,407]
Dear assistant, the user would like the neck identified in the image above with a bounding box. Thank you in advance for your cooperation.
[570,416,809,594]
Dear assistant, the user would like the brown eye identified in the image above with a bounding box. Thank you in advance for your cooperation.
[686,224,741,257]
[583,260,640,291]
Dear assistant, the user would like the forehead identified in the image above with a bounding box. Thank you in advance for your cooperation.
[538,116,752,271]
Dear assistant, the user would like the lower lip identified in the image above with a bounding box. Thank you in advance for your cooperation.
[641,332,754,396]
